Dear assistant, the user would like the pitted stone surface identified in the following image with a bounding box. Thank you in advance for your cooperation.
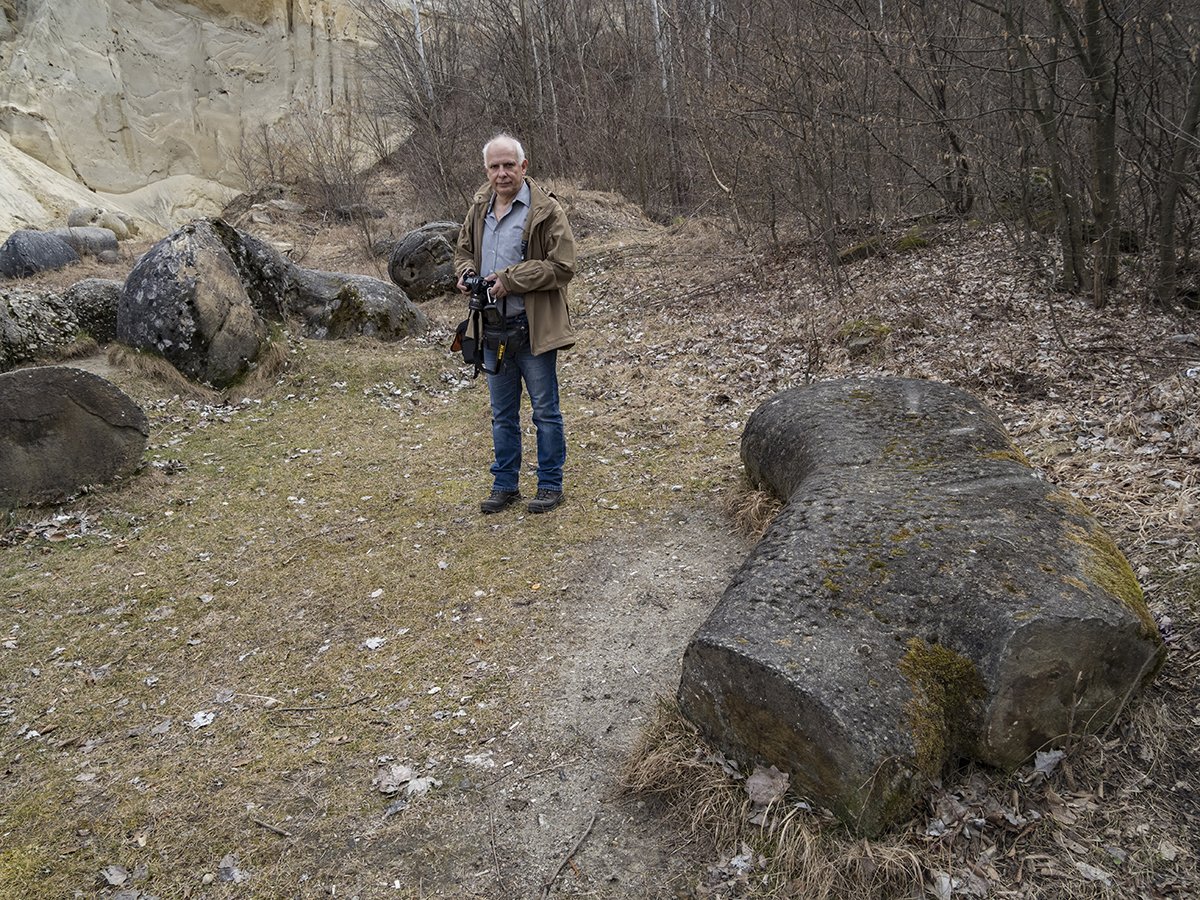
[1,288,79,371]
[63,278,123,344]
[387,221,460,301]
[117,219,274,388]
[678,378,1164,835]
[0,366,148,509]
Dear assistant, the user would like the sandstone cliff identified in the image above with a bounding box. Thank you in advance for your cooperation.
[0,0,364,234]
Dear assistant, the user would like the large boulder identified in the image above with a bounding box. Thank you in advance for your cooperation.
[0,230,80,279]
[63,278,123,344]
[387,221,460,301]
[287,269,428,340]
[117,219,273,388]
[210,220,290,321]
[1,288,80,372]
[678,378,1164,836]
[48,226,120,257]
[0,366,148,510]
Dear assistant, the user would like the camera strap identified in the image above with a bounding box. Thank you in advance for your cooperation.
[468,293,510,379]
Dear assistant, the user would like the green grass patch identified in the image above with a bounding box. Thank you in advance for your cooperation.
[0,331,740,896]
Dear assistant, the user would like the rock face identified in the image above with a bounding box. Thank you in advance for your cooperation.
[0,1,371,232]
[0,366,148,510]
[118,220,274,388]
[1,288,79,371]
[0,230,80,278]
[118,218,427,386]
[64,279,123,344]
[678,378,1164,836]
[388,221,460,301]
[288,268,427,339]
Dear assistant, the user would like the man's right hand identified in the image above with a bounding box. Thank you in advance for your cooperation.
[456,270,475,293]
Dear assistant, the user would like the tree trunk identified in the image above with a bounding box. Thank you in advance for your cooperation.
[410,0,434,103]
[1005,6,1088,291]
[1156,55,1200,306]
[1077,0,1121,306]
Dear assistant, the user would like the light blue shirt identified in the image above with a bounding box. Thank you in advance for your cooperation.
[481,180,530,318]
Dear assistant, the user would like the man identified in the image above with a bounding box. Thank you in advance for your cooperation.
[454,133,576,514]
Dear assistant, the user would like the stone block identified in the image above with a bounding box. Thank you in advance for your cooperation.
[678,378,1164,835]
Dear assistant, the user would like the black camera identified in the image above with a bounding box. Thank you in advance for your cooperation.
[463,272,503,328]
[463,273,491,308]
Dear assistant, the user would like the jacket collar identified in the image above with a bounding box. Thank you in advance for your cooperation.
[473,176,554,229]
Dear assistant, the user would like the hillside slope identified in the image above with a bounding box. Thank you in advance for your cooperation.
[1,199,1197,897]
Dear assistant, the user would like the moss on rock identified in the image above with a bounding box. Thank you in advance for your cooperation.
[1049,490,1158,639]
[894,226,929,253]
[898,638,985,778]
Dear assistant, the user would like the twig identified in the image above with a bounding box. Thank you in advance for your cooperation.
[541,810,598,898]
[1075,345,1200,362]
[1045,289,1075,356]
[251,817,293,838]
[514,761,570,783]
[482,759,571,791]
[489,808,508,895]
[274,696,372,715]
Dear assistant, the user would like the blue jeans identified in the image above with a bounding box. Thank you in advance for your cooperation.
[485,335,565,493]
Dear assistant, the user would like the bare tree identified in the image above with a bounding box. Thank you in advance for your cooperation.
[347,0,1199,297]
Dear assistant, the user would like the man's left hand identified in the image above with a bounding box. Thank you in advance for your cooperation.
[487,274,509,300]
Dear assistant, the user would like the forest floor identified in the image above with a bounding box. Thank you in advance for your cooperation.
[1,185,1198,899]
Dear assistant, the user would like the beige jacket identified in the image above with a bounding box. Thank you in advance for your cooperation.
[454,177,576,355]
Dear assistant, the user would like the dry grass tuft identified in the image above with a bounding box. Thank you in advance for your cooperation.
[105,343,220,401]
[44,335,100,362]
[231,331,293,397]
[724,481,784,539]
[622,700,928,899]
[104,336,292,401]
[622,699,746,842]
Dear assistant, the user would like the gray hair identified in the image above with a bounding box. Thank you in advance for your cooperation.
[483,133,526,166]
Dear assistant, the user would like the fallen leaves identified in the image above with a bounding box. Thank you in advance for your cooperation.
[187,710,215,729]
[372,760,442,799]
[745,764,789,825]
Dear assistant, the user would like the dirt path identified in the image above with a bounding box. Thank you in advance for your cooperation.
[367,505,752,897]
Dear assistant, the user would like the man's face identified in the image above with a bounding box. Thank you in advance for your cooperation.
[485,140,528,203]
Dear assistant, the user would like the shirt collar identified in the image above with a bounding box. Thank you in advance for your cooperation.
[488,179,531,214]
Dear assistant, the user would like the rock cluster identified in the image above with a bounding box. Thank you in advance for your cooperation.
[116,218,427,388]
[67,206,139,240]
[678,378,1164,836]
[0,207,139,281]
